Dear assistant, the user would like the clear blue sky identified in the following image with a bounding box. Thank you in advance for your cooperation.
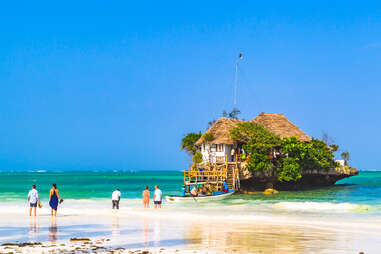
[0,1,380,171]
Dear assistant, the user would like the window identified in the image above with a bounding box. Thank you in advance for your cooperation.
[216,156,225,163]
[216,144,224,152]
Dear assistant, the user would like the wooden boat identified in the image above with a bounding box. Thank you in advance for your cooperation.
[165,189,234,203]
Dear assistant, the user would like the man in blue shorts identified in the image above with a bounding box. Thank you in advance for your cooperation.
[27,185,39,216]
[153,185,162,208]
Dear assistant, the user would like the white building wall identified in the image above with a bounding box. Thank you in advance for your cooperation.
[201,144,234,163]
[336,159,346,167]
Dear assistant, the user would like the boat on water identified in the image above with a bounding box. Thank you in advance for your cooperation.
[166,189,234,203]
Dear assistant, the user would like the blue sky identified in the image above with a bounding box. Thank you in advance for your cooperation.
[0,1,380,171]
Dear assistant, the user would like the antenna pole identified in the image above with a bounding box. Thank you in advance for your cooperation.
[233,53,243,109]
[234,59,238,108]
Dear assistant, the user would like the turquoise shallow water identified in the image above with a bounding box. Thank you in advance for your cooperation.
[0,170,380,252]
[0,171,183,202]
[0,170,380,212]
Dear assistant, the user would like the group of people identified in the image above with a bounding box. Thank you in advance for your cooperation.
[111,185,163,210]
[27,184,163,217]
[188,180,229,197]
[27,184,63,216]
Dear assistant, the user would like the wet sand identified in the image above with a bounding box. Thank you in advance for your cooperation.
[0,205,380,253]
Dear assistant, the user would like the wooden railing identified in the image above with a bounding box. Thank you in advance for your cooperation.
[184,169,227,185]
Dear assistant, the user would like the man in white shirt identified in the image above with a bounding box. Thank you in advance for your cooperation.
[27,185,39,216]
[153,185,162,209]
[112,189,121,210]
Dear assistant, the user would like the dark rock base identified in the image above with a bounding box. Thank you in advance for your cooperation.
[239,173,358,191]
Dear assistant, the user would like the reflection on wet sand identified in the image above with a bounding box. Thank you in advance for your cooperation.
[143,218,149,247]
[28,217,40,240]
[184,222,339,254]
[153,219,161,247]
[49,217,58,243]
[111,215,120,238]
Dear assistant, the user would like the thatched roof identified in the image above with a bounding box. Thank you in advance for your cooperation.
[253,113,311,142]
[195,113,311,146]
[195,118,243,146]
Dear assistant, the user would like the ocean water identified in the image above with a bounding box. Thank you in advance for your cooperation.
[0,170,380,216]
[0,170,381,253]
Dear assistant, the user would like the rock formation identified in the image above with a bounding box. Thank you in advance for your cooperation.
[239,164,358,191]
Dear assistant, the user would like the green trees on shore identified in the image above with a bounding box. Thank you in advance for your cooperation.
[181,132,202,156]
[279,137,337,181]
[341,151,351,165]
[230,122,338,182]
[230,122,281,172]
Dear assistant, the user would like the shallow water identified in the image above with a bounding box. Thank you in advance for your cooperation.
[1,170,380,214]
[0,170,380,253]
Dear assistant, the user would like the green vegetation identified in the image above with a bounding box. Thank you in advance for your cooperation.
[181,118,341,183]
[181,132,213,164]
[207,120,216,128]
[203,133,214,142]
[231,122,338,182]
[181,132,202,156]
[222,108,241,119]
[329,144,339,152]
[230,122,281,172]
[341,151,351,165]
[192,151,203,164]
[279,137,337,181]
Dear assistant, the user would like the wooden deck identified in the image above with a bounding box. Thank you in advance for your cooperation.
[183,162,240,190]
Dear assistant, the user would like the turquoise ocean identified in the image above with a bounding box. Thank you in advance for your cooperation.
[0,169,381,252]
[0,170,380,216]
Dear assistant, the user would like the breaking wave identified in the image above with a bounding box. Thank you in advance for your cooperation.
[272,201,374,213]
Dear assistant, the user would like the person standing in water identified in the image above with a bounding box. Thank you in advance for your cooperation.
[181,185,186,197]
[112,189,121,210]
[142,186,150,208]
[49,184,62,216]
[153,185,162,209]
[27,184,39,216]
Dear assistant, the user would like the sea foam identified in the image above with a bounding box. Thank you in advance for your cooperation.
[272,201,372,213]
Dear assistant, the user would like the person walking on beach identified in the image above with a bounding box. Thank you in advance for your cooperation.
[27,184,39,216]
[49,184,62,216]
[153,185,162,209]
[142,186,150,208]
[112,189,121,210]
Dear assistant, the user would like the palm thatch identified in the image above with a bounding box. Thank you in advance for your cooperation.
[195,113,311,146]
[195,118,243,146]
[253,113,311,142]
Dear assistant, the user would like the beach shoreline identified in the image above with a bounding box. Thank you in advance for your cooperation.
[0,204,380,253]
[0,171,380,253]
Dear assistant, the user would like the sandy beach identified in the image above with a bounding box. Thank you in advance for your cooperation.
[0,199,380,254]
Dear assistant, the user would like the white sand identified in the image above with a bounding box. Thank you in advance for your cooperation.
[0,200,380,253]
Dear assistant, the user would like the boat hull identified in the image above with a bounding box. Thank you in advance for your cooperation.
[165,190,234,203]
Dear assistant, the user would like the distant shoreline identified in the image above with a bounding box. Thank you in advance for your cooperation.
[0,169,379,172]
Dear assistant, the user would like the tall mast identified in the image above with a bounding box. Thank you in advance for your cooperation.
[233,53,243,109]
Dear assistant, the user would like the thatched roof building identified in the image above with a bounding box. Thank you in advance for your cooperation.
[252,113,311,142]
[195,113,311,146]
[195,118,242,146]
